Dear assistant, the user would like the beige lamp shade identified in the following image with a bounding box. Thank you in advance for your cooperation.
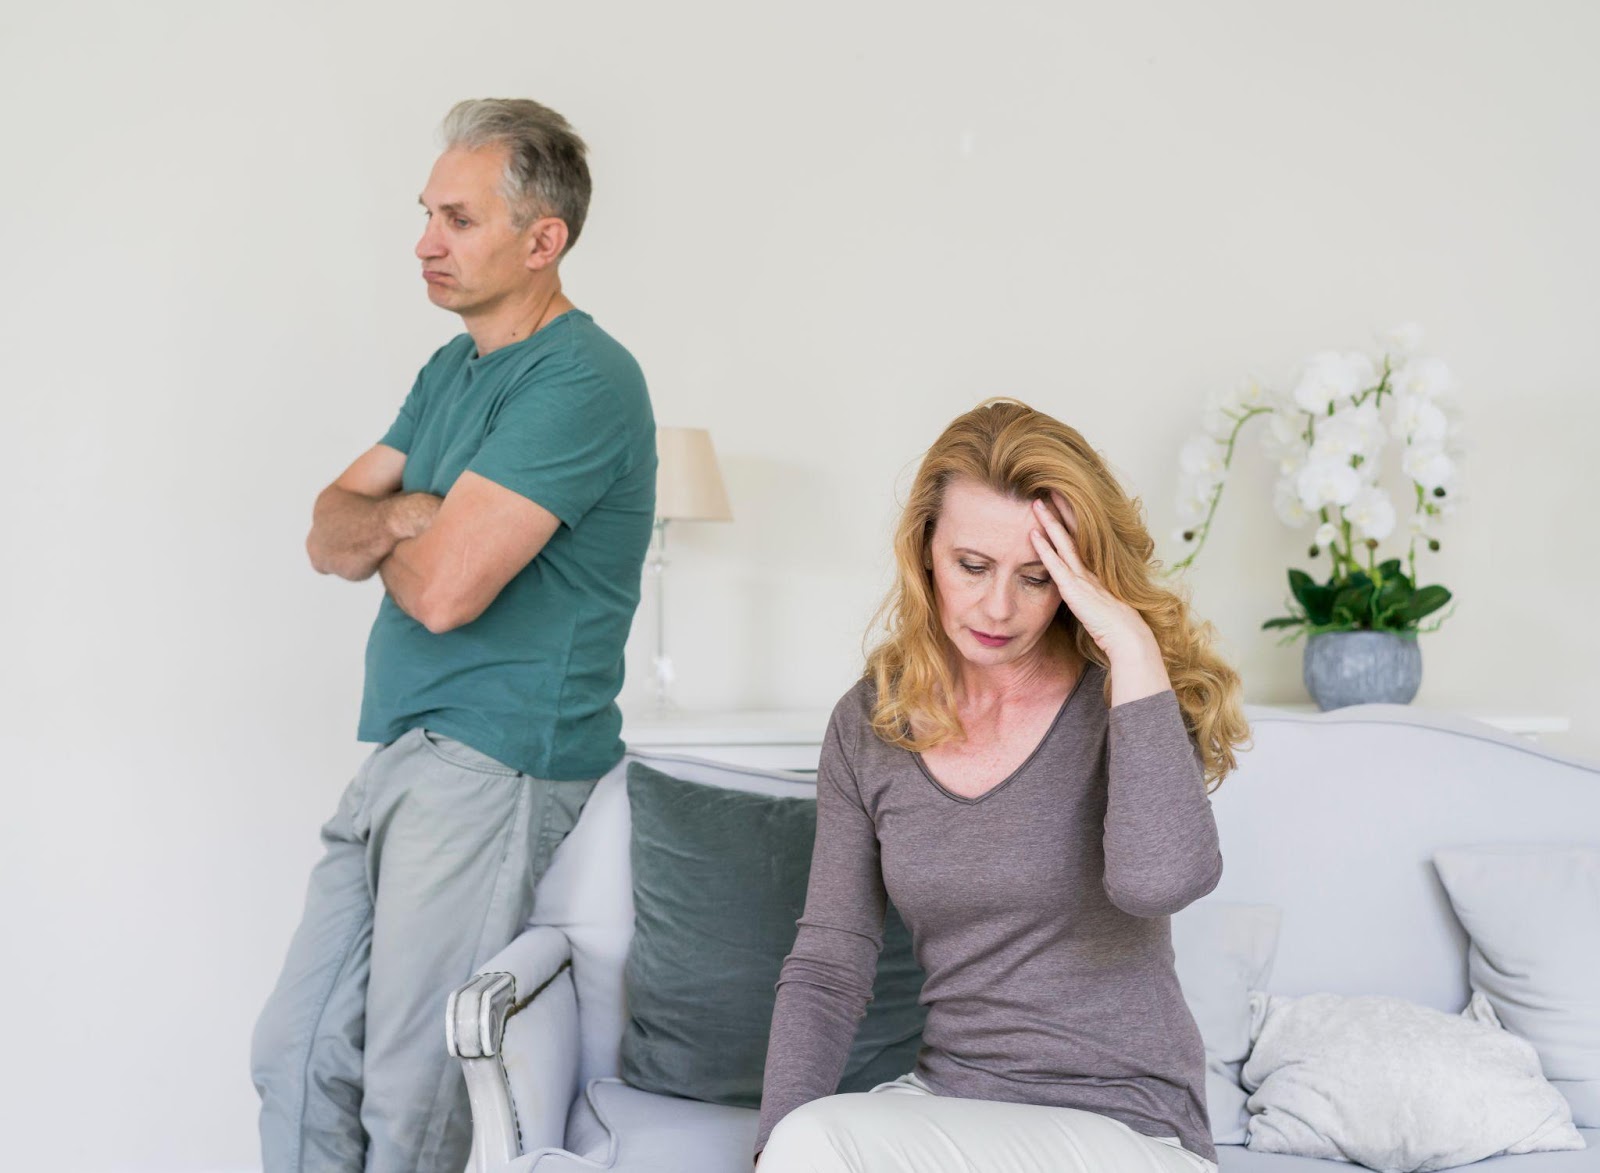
[656,427,732,522]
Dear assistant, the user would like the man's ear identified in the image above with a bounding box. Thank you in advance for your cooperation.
[522,216,570,271]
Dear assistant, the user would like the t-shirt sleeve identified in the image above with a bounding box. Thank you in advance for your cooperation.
[465,359,632,528]
[378,366,429,455]
[755,702,887,1154]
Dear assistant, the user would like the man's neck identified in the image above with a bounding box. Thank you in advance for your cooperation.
[464,279,574,358]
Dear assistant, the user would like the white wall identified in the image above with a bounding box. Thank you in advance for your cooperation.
[3,2,1595,1168]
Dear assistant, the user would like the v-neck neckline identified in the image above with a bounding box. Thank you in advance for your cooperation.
[912,660,1100,806]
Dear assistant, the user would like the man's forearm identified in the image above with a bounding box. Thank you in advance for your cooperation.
[378,538,433,626]
[307,486,439,581]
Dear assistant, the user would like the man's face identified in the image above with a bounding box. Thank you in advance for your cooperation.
[415,146,537,316]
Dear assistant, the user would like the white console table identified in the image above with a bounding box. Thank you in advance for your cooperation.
[622,708,832,772]
[622,703,1571,771]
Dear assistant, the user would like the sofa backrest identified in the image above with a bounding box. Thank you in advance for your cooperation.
[1212,703,1599,1013]
[529,707,1600,1085]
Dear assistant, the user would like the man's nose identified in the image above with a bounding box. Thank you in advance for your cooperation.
[416,219,445,260]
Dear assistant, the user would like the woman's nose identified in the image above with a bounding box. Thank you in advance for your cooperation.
[982,578,1016,621]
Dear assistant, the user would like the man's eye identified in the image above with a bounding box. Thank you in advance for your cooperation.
[453,218,470,229]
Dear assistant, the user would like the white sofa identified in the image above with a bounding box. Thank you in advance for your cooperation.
[447,703,1600,1172]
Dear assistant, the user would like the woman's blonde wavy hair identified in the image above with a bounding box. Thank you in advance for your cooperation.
[865,398,1250,792]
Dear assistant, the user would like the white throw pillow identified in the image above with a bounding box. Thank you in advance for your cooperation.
[1433,843,1600,1128]
[1241,991,1582,1172]
[1170,901,1281,1144]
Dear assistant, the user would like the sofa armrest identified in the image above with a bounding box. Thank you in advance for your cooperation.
[448,925,581,1173]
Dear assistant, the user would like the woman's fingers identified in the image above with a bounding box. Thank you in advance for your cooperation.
[1029,526,1066,577]
[1032,497,1086,577]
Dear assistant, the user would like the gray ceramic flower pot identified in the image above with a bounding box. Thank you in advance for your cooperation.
[1303,630,1422,710]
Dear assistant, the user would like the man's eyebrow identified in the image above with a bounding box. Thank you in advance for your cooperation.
[953,547,1046,568]
[417,196,472,215]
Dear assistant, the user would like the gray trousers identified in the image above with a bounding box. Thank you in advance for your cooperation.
[251,727,597,1173]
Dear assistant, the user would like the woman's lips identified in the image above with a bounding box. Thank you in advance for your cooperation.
[971,630,1013,647]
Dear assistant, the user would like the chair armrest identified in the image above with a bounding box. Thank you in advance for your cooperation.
[449,924,574,1058]
[447,925,581,1173]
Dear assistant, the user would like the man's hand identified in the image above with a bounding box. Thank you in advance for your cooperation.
[307,444,429,581]
[378,471,562,634]
[384,491,444,543]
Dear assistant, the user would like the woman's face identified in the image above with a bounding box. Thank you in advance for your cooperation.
[927,477,1078,671]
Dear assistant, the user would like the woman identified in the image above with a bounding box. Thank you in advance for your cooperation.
[754,399,1250,1173]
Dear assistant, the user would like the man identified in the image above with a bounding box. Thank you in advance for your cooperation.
[251,99,656,1173]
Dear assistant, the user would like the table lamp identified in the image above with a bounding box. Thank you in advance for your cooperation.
[649,427,733,711]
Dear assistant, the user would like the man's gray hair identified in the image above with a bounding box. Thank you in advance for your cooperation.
[441,98,591,252]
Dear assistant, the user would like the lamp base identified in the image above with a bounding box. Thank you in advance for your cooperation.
[650,653,678,715]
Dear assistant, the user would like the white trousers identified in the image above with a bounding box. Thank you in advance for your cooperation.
[759,1073,1218,1173]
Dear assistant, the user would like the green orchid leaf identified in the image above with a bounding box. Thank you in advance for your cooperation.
[1290,568,1337,625]
[1331,583,1374,627]
[1396,584,1452,622]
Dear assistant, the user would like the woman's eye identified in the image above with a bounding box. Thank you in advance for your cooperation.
[1023,576,1051,588]
[959,562,986,575]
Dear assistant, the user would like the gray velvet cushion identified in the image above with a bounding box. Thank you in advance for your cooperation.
[619,762,926,1107]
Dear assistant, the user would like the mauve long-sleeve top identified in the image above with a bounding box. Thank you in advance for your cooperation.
[755,661,1224,1162]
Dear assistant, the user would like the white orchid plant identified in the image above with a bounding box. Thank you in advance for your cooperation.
[1169,324,1459,644]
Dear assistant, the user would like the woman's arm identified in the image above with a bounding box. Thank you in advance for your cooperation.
[754,710,888,1156]
[1101,679,1224,918]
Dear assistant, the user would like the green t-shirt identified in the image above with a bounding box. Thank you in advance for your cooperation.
[357,309,656,780]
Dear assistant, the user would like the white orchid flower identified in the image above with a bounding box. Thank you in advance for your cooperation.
[1293,352,1351,414]
[1273,478,1315,528]
[1275,449,1307,479]
[1259,411,1306,461]
[1402,444,1455,491]
[1312,412,1363,464]
[1292,350,1377,414]
[1296,458,1362,511]
[1175,479,1214,525]
[1391,356,1455,400]
[1345,486,1397,541]
[1378,322,1423,360]
[1180,436,1227,479]
[1171,325,1458,572]
[1202,408,1235,440]
[1393,394,1448,444]
[1345,401,1387,451]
